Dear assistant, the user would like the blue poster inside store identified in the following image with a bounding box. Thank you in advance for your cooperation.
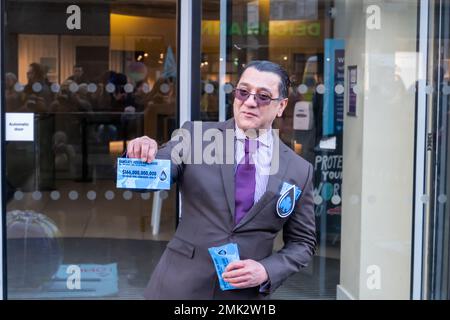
[314,39,345,244]
[334,49,345,132]
[323,39,345,136]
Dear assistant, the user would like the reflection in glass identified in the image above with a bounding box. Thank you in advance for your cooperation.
[201,0,339,299]
[4,0,178,299]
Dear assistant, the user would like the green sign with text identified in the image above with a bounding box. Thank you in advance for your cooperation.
[202,20,321,38]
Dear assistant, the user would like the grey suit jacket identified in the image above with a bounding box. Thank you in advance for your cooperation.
[143,118,316,300]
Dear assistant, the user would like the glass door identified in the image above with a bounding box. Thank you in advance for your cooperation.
[3,0,178,299]
[427,0,450,300]
[201,0,339,299]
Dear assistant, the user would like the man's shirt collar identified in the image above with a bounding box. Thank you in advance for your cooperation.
[235,123,273,148]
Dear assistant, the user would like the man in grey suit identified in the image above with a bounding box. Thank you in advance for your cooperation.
[127,60,316,299]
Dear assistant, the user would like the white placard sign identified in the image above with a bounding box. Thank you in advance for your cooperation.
[5,113,34,141]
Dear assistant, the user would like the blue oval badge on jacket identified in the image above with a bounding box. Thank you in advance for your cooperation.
[277,183,302,218]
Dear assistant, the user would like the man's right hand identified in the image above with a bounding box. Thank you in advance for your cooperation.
[126,136,158,163]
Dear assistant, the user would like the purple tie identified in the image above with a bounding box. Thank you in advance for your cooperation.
[235,139,257,225]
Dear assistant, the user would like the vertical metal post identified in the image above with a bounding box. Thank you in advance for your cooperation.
[178,0,199,222]
[422,0,439,300]
[178,0,193,223]
[179,0,193,126]
[413,0,431,300]
[0,0,5,300]
[219,0,228,122]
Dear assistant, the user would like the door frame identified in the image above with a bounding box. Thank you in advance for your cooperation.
[412,0,436,300]
[415,0,450,300]
[1,0,5,301]
[178,0,200,126]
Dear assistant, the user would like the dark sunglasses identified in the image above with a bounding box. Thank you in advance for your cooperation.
[233,88,283,106]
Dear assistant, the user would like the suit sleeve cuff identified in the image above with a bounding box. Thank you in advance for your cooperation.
[259,278,271,294]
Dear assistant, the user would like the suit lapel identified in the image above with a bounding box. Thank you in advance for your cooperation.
[219,119,237,219]
[221,164,235,219]
[233,133,291,231]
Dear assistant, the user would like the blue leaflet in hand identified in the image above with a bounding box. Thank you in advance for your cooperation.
[208,243,240,291]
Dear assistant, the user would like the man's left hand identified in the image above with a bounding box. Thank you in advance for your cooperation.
[222,259,268,289]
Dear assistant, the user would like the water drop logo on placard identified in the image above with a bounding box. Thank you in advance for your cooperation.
[160,170,167,182]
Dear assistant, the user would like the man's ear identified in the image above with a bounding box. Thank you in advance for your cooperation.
[277,98,288,117]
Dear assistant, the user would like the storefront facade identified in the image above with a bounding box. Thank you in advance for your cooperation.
[0,0,449,300]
